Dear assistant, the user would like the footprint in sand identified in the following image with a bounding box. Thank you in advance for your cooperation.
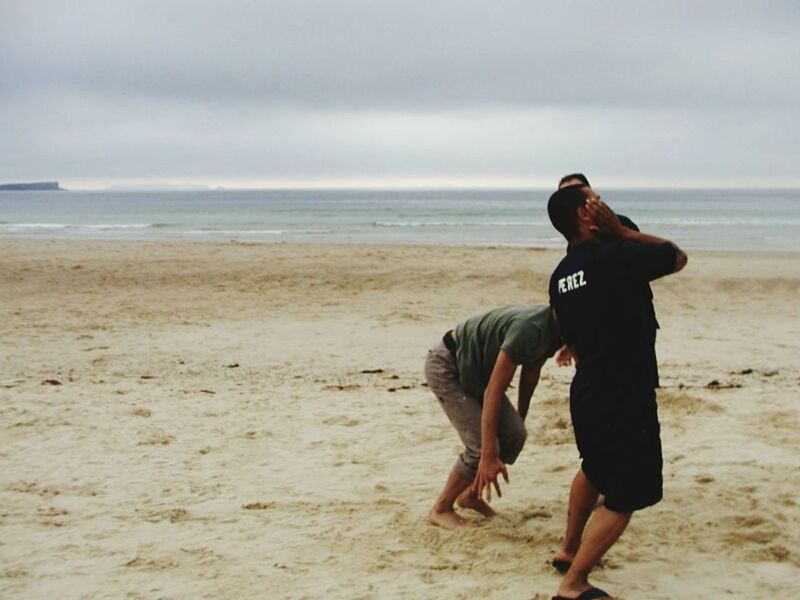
[37,506,68,517]
[242,502,276,510]
[137,431,175,446]
[322,416,361,427]
[723,514,781,550]
[124,556,180,571]
[1,568,29,579]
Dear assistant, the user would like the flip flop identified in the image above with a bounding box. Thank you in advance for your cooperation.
[551,558,572,573]
[551,587,610,600]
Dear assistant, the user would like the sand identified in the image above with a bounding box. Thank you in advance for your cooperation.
[0,239,798,599]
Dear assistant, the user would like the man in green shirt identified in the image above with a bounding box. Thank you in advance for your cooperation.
[424,305,561,528]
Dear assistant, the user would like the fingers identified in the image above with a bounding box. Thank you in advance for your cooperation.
[472,476,484,497]
[480,475,493,501]
[491,468,508,499]
[556,347,575,367]
[585,197,621,237]
[474,464,510,503]
[586,196,607,212]
[474,474,491,502]
[588,198,615,221]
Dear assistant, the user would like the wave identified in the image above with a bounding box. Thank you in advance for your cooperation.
[178,229,286,235]
[178,229,336,235]
[0,223,172,230]
[0,223,340,236]
[370,218,800,228]
[371,221,544,228]
[638,217,800,226]
[0,223,76,229]
[85,224,164,230]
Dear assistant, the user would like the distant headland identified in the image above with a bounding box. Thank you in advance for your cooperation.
[0,181,65,191]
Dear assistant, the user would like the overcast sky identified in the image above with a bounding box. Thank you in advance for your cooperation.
[2,1,799,188]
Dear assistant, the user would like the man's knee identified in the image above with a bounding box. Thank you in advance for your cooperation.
[499,427,527,465]
[456,448,480,480]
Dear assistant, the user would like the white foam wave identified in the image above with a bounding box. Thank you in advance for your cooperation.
[372,221,543,228]
[177,229,286,235]
[0,223,167,230]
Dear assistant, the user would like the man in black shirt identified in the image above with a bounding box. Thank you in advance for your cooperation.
[546,184,687,600]
[554,174,659,374]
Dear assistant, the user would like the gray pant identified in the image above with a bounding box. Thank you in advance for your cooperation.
[424,339,527,481]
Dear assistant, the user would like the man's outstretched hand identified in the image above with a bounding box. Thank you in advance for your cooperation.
[473,456,509,502]
[555,344,577,367]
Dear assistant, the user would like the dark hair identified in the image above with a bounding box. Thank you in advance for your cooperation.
[548,184,589,240]
[558,173,590,188]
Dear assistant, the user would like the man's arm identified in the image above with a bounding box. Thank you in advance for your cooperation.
[587,196,688,273]
[472,350,517,502]
[517,356,546,421]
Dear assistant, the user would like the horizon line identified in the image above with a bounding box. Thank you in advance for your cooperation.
[4,177,800,192]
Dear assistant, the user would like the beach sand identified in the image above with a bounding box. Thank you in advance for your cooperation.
[1,239,798,599]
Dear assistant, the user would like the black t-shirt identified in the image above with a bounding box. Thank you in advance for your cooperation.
[548,239,676,414]
[618,216,658,330]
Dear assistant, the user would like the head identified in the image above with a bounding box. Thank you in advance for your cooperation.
[547,184,596,242]
[558,173,591,189]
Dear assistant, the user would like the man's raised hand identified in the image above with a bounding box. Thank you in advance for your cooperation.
[586,196,625,239]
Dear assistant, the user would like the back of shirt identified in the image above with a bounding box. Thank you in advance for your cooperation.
[454,305,560,403]
[548,240,676,412]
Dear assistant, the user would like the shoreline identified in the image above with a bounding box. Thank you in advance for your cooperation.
[2,236,800,255]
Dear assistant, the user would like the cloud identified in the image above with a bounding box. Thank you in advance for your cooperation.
[4,1,799,110]
[1,1,799,185]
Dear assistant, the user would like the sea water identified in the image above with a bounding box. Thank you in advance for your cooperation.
[0,188,798,251]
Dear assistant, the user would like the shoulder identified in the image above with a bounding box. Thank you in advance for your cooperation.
[550,248,585,278]
[596,238,641,260]
[596,238,677,281]
[549,255,568,286]
[599,238,674,261]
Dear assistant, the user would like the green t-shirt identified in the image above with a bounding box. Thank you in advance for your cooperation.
[454,305,559,402]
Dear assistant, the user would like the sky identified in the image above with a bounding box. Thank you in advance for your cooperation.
[1,0,799,189]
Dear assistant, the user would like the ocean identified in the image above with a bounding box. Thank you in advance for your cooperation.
[1,188,798,251]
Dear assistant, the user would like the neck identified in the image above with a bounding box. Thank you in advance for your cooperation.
[567,228,596,250]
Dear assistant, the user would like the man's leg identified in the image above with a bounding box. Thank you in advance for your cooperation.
[457,395,525,517]
[455,479,496,518]
[555,507,632,599]
[424,341,484,526]
[554,469,599,565]
[428,469,473,528]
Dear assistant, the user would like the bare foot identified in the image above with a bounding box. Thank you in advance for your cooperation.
[456,489,497,518]
[427,508,468,529]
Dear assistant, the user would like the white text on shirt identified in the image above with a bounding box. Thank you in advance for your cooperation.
[558,270,587,294]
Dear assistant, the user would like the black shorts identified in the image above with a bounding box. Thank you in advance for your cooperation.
[572,399,663,513]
